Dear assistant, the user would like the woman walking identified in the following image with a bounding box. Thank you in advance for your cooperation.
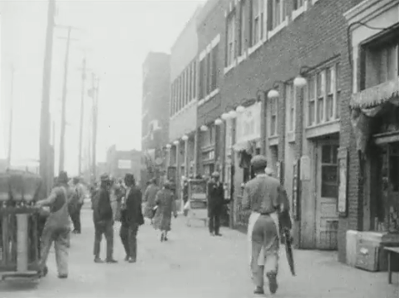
[153,181,177,242]
[143,178,159,224]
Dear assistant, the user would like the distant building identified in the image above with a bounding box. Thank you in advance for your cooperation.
[141,52,170,187]
[106,145,141,183]
[0,159,7,172]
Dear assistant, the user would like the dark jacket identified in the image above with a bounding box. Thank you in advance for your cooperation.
[93,187,113,223]
[207,181,225,209]
[126,186,144,226]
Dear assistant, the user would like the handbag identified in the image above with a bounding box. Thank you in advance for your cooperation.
[151,205,158,218]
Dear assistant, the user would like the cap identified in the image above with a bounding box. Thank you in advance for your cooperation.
[251,155,267,169]
[58,171,69,184]
[124,173,135,181]
[211,171,220,178]
[100,173,110,182]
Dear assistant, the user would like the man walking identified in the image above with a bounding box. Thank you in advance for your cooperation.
[242,155,292,295]
[36,171,72,279]
[207,171,225,236]
[70,177,85,234]
[93,174,117,263]
[119,174,144,263]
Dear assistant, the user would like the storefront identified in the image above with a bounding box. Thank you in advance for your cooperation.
[232,101,261,230]
[345,0,399,266]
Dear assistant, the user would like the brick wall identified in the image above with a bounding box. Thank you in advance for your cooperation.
[219,0,364,261]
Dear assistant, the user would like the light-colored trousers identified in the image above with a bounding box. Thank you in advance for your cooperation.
[40,226,70,276]
[247,212,280,287]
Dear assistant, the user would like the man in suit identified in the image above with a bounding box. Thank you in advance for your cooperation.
[120,173,144,263]
[207,171,225,236]
[242,155,292,295]
[93,174,117,263]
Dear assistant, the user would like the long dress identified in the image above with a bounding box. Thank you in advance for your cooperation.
[153,189,177,232]
[143,184,159,219]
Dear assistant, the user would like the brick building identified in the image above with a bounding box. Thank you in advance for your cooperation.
[106,145,141,183]
[195,0,372,262]
[195,0,225,179]
[141,52,170,187]
[344,0,399,265]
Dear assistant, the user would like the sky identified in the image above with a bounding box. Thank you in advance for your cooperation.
[0,0,204,175]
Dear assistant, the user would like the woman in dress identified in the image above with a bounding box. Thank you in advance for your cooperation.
[143,178,159,224]
[153,181,177,241]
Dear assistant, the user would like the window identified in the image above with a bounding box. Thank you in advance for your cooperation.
[269,97,278,136]
[293,0,305,10]
[286,83,295,132]
[307,63,340,127]
[185,68,189,105]
[320,144,339,198]
[170,82,174,116]
[199,57,206,99]
[239,0,247,56]
[251,0,264,46]
[179,76,183,111]
[206,53,211,95]
[188,64,192,102]
[193,61,197,99]
[226,11,236,67]
[269,0,286,31]
[336,63,341,118]
[211,44,218,92]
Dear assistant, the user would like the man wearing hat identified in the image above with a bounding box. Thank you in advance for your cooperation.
[242,155,292,295]
[120,173,144,263]
[69,176,85,234]
[36,171,72,278]
[207,171,225,236]
[93,173,117,263]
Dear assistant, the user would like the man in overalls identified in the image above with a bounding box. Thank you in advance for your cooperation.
[242,155,292,295]
[36,171,72,279]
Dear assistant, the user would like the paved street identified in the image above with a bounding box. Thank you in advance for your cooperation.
[0,208,398,298]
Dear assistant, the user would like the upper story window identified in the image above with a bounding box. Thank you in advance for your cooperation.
[269,0,286,31]
[269,96,278,137]
[238,0,247,57]
[192,60,197,99]
[307,63,340,127]
[226,11,236,67]
[285,82,295,133]
[199,37,220,101]
[251,0,265,46]
[199,58,206,100]
[363,38,399,90]
[293,0,305,10]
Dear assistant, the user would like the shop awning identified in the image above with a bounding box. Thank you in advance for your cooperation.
[350,78,399,109]
[351,78,399,154]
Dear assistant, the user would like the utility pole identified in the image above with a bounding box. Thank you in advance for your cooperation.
[7,66,15,168]
[39,0,56,196]
[58,26,78,171]
[91,74,100,180]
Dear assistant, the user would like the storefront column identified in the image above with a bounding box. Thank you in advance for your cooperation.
[184,138,189,178]
[260,91,267,155]
[194,128,199,176]
[175,142,181,204]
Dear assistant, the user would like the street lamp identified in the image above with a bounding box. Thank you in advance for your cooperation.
[173,140,179,145]
[221,113,230,120]
[294,66,314,88]
[267,80,286,99]
[182,135,188,141]
[236,105,245,113]
[228,110,237,119]
[215,118,223,126]
[166,144,171,149]
[200,125,208,132]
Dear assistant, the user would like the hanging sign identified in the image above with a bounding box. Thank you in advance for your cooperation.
[235,102,261,144]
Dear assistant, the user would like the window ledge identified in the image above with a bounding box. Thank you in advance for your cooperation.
[286,131,296,143]
[292,3,307,21]
[268,18,288,39]
[268,135,279,146]
[237,52,247,65]
[198,88,220,106]
[224,60,237,75]
[305,119,340,139]
[248,40,263,57]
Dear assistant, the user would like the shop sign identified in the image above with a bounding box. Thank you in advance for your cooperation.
[118,160,131,169]
[236,102,261,144]
[300,155,310,181]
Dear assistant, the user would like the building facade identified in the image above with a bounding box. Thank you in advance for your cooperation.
[194,0,370,261]
[141,52,170,186]
[106,145,141,183]
[195,0,225,179]
[345,0,399,262]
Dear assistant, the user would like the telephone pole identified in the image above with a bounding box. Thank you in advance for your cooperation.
[77,57,87,175]
[91,74,100,180]
[58,26,79,171]
[39,0,56,196]
[7,66,15,168]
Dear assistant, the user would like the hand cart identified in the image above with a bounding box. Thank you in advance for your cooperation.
[186,179,208,227]
[0,170,43,281]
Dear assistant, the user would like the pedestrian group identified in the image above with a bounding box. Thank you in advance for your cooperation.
[34,154,294,296]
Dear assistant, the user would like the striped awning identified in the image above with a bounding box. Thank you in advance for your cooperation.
[350,78,399,109]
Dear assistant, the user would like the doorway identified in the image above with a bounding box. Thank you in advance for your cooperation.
[315,140,339,250]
